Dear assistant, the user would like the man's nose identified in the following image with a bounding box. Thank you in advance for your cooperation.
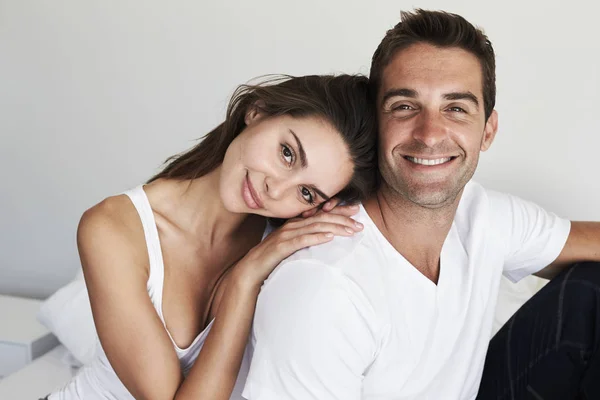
[412,110,447,148]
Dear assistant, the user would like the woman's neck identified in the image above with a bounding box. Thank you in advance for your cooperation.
[146,167,262,244]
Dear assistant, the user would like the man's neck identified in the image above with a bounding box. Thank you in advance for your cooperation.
[364,184,462,284]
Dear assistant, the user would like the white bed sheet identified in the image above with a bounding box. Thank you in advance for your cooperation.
[492,274,547,336]
[0,344,75,400]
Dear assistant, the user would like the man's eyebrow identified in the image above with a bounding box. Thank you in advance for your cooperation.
[381,88,418,104]
[444,91,480,108]
[290,129,307,168]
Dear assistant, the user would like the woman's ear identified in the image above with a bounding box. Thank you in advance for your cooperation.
[244,100,267,126]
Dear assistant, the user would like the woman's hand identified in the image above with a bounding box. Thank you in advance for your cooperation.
[301,198,359,219]
[233,208,363,288]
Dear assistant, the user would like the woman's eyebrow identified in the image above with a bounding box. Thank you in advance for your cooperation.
[288,129,331,201]
[289,129,308,168]
[312,186,331,202]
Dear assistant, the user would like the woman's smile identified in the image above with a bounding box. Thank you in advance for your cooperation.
[242,170,264,210]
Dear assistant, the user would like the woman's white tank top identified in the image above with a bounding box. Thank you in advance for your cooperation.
[49,186,250,399]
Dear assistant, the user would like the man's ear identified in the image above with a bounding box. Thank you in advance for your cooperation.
[244,100,266,126]
[481,110,498,152]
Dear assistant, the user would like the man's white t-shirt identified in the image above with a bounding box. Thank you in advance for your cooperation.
[241,181,571,400]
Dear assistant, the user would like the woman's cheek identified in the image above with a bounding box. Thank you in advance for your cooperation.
[274,203,305,219]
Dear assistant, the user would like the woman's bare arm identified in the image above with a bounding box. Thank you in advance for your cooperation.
[78,198,183,400]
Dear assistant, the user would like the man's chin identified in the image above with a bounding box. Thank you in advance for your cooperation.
[402,184,462,209]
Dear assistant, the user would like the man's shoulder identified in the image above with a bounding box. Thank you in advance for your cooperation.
[459,180,488,208]
[456,181,549,249]
[281,206,377,269]
[450,181,513,251]
[460,180,539,223]
[462,180,523,207]
[285,230,368,268]
[260,222,390,329]
[255,225,383,344]
[457,180,514,221]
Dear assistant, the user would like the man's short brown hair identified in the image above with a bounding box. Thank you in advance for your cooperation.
[370,9,496,120]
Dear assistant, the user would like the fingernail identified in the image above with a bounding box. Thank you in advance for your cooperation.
[350,205,359,209]
[345,227,354,234]
[355,222,363,229]
[325,233,334,237]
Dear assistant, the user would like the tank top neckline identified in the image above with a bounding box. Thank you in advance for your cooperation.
[124,185,215,354]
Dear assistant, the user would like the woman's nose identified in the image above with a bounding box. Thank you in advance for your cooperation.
[264,175,288,200]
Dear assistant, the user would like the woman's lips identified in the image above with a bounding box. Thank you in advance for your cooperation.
[242,172,263,209]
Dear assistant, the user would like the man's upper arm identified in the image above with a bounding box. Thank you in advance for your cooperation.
[490,191,571,282]
[242,260,377,400]
[537,221,600,279]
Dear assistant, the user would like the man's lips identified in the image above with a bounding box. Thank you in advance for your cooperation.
[242,172,264,209]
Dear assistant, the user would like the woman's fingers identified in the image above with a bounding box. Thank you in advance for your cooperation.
[284,232,335,253]
[250,231,334,270]
[269,222,361,261]
[285,222,359,239]
[252,213,366,270]
[321,197,342,212]
[301,207,319,218]
[325,204,360,217]
[240,216,363,284]
[285,212,363,232]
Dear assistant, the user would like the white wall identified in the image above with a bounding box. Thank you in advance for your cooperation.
[1,0,599,299]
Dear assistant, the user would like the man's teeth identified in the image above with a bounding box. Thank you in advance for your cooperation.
[405,156,452,166]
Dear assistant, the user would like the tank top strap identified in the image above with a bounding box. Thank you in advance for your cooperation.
[121,185,211,358]
[121,185,167,321]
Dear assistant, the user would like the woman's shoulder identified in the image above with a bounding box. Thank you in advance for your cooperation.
[77,193,148,269]
[80,193,138,236]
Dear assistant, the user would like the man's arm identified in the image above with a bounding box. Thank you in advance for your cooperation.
[495,191,572,283]
[242,260,377,400]
[535,222,600,279]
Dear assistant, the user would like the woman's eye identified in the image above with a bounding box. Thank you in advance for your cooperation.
[281,144,294,165]
[300,187,315,204]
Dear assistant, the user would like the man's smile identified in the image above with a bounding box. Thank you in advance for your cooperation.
[403,156,457,166]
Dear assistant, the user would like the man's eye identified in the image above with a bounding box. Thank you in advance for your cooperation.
[448,106,466,113]
[281,144,294,165]
[300,187,315,204]
[392,104,413,111]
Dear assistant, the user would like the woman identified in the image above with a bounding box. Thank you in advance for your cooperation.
[49,74,378,399]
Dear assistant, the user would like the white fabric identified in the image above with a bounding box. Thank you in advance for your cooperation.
[242,181,571,400]
[49,186,248,399]
[0,345,76,399]
[37,271,98,366]
[492,274,548,336]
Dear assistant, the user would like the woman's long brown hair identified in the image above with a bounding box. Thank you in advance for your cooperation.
[149,74,378,203]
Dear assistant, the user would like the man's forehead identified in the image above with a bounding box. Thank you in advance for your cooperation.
[380,43,484,100]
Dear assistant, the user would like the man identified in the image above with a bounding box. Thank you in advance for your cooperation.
[241,10,600,399]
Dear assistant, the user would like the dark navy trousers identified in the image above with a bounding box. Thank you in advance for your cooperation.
[477,262,600,399]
